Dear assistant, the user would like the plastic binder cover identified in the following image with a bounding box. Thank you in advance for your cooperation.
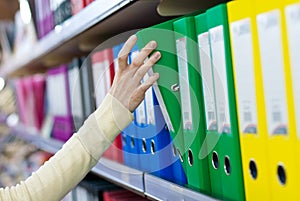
[137,86,183,184]
[254,0,300,199]
[283,0,300,196]
[136,19,188,185]
[227,0,272,200]
[206,4,245,200]
[173,16,211,193]
[194,12,223,199]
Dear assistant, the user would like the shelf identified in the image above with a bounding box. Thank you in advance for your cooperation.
[6,123,218,201]
[9,124,63,154]
[93,158,145,196]
[0,0,174,78]
[144,174,218,201]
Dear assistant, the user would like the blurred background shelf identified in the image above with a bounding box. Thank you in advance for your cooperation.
[9,124,63,154]
[0,0,226,78]
[0,0,173,77]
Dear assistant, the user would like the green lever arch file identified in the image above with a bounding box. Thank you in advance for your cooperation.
[206,3,245,201]
[173,16,211,194]
[194,12,223,199]
[136,19,188,184]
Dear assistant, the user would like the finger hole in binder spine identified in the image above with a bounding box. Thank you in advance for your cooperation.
[150,140,156,155]
[212,151,219,169]
[130,137,135,149]
[142,138,147,153]
[249,159,258,180]
[277,163,287,185]
[224,156,231,175]
[188,149,194,166]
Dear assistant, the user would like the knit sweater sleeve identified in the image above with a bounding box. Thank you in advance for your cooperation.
[0,94,133,201]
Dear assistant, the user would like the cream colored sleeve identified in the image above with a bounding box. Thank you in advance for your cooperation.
[0,94,133,201]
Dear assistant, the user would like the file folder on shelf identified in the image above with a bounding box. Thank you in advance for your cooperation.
[80,56,96,119]
[71,0,85,15]
[35,0,54,39]
[46,65,74,141]
[84,0,93,6]
[138,85,181,184]
[51,0,72,26]
[67,58,85,131]
[283,1,300,133]
[173,16,211,193]
[283,0,300,184]
[91,48,115,107]
[254,0,299,199]
[31,74,47,131]
[206,4,245,200]
[194,12,222,198]
[122,120,139,169]
[14,77,35,129]
[227,0,271,200]
[136,19,188,186]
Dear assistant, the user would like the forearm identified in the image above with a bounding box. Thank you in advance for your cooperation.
[0,94,133,201]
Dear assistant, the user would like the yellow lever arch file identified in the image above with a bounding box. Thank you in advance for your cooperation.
[254,0,300,199]
[227,0,271,200]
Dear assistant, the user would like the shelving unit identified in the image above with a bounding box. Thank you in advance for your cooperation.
[7,123,218,201]
[0,0,174,77]
[0,0,225,200]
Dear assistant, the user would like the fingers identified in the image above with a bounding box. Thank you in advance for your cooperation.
[137,73,159,95]
[134,51,161,81]
[131,40,157,68]
[118,35,137,70]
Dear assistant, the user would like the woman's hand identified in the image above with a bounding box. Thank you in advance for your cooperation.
[109,35,160,112]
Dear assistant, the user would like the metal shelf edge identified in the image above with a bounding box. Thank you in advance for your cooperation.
[0,0,134,77]
[144,173,219,201]
[92,158,145,194]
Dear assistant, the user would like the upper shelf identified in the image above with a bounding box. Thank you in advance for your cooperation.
[0,0,227,78]
[0,0,173,78]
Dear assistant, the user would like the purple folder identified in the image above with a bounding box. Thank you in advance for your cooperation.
[35,0,54,39]
[47,65,74,141]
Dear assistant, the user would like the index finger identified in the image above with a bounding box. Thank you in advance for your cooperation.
[118,35,138,70]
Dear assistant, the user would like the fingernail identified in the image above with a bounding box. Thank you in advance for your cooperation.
[130,34,137,41]
[150,41,157,48]
[154,51,161,59]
